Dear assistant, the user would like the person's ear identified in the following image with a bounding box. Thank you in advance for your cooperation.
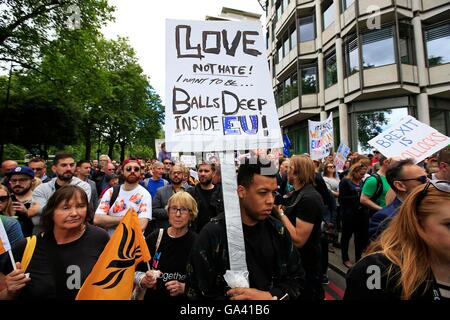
[237,185,246,199]
[51,165,56,173]
[393,180,406,193]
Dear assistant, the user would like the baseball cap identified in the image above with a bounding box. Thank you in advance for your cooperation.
[5,166,35,178]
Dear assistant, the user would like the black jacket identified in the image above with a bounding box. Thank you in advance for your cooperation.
[187,184,224,233]
[186,213,305,300]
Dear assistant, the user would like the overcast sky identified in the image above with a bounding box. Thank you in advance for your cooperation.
[102,0,265,103]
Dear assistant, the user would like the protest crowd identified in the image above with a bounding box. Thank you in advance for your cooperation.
[0,145,449,301]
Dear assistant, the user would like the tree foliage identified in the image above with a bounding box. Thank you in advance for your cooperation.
[357,111,391,151]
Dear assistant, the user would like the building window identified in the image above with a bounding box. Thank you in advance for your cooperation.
[399,24,415,65]
[277,73,298,107]
[425,23,450,67]
[290,26,297,50]
[342,0,354,11]
[322,0,335,30]
[344,35,359,76]
[299,15,315,42]
[283,34,290,57]
[362,27,395,69]
[276,1,283,22]
[276,43,282,64]
[325,52,338,88]
[301,66,317,94]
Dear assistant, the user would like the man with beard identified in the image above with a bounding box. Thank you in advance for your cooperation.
[28,152,91,234]
[147,164,192,235]
[5,166,36,236]
[94,159,152,236]
[187,162,224,233]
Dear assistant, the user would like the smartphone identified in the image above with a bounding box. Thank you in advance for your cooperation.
[10,194,17,202]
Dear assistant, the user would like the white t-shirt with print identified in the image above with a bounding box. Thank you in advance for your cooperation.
[95,184,152,235]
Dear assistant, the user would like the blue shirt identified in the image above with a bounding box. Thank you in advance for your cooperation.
[369,197,402,240]
[146,178,166,199]
[0,215,24,268]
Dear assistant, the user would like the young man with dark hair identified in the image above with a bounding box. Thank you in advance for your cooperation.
[28,152,91,234]
[433,147,450,181]
[186,161,305,300]
[76,160,99,210]
[187,162,224,233]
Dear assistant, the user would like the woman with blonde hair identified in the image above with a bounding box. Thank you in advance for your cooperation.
[135,191,198,301]
[344,180,450,300]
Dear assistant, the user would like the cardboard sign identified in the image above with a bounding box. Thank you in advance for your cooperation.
[180,154,197,168]
[334,143,351,172]
[309,113,334,160]
[165,19,283,152]
[368,115,450,163]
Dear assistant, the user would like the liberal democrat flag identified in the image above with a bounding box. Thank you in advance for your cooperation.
[0,216,11,255]
[76,209,150,300]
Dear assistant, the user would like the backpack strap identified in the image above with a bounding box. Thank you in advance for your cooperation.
[21,235,37,272]
[371,173,384,202]
[109,185,121,208]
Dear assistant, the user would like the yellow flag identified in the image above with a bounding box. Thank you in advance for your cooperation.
[0,216,11,255]
[76,209,150,300]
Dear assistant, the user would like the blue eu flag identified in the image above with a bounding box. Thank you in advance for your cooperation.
[283,134,292,157]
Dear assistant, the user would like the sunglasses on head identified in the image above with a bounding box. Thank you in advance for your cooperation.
[415,180,450,207]
[0,195,9,202]
[125,166,140,173]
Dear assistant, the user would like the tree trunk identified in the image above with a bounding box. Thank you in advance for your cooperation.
[120,141,126,162]
[84,122,92,160]
[108,138,115,159]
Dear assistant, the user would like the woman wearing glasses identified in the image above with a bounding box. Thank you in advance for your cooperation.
[1,185,109,300]
[345,180,450,300]
[135,191,197,301]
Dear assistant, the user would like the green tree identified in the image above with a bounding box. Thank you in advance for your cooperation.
[357,111,391,151]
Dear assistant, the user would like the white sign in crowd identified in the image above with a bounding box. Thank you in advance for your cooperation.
[368,115,450,164]
[165,19,283,153]
[308,113,334,161]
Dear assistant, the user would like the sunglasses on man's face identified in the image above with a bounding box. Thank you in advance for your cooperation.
[125,166,140,173]
[398,175,428,184]
[415,180,450,207]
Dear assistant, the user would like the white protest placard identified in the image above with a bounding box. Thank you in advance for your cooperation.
[334,143,351,172]
[368,115,450,164]
[180,154,197,168]
[309,113,334,160]
[165,19,283,153]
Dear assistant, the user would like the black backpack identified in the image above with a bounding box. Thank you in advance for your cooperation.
[109,185,121,207]
[361,173,384,217]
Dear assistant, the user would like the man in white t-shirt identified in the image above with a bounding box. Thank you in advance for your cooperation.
[94,159,152,235]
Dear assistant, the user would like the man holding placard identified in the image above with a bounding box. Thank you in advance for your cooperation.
[185,161,304,300]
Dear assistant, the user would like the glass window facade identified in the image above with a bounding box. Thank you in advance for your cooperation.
[425,23,450,67]
[344,35,359,76]
[399,24,415,65]
[325,52,338,88]
[301,66,317,94]
[342,0,354,11]
[275,73,298,107]
[322,1,335,30]
[299,15,315,42]
[362,27,395,68]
